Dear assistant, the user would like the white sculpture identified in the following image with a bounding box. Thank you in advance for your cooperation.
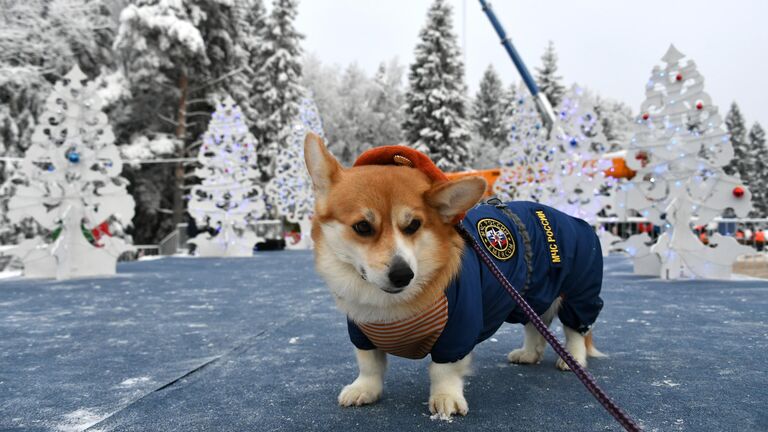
[265,97,326,250]
[6,66,135,279]
[616,45,754,279]
[614,232,661,276]
[188,97,266,257]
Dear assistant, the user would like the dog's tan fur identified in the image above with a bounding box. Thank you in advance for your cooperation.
[304,133,603,417]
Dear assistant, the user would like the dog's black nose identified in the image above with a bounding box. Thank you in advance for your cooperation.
[388,256,414,288]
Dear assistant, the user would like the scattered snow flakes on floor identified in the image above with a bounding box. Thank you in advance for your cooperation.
[55,409,106,432]
[118,376,152,388]
[651,379,681,388]
[428,412,454,423]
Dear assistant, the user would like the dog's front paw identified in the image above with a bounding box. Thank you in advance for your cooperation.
[555,355,586,371]
[338,380,382,407]
[507,348,543,364]
[429,392,468,417]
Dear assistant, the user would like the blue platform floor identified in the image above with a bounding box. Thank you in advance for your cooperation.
[1,253,766,431]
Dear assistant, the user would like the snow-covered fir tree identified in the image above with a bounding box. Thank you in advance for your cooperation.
[6,66,135,279]
[723,102,749,180]
[536,41,566,108]
[188,97,265,257]
[114,0,258,236]
[265,97,325,249]
[403,0,472,172]
[329,63,376,165]
[236,0,267,124]
[369,60,405,147]
[748,122,767,217]
[594,95,634,148]
[250,0,304,182]
[618,45,753,279]
[472,65,508,163]
[494,86,552,201]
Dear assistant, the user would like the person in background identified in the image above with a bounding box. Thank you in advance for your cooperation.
[755,228,765,252]
[744,225,754,246]
[735,228,745,245]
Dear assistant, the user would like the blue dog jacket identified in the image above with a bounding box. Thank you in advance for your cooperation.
[347,201,604,363]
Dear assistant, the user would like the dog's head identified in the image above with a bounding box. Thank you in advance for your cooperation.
[304,133,486,312]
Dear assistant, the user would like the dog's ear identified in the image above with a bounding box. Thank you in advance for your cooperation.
[304,132,342,198]
[426,177,487,222]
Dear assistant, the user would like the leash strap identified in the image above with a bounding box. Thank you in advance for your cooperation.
[455,224,642,432]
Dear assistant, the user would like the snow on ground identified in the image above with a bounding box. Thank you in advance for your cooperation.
[0,252,766,431]
[0,269,21,280]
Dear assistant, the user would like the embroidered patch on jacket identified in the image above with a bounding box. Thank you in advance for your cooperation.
[533,209,562,267]
[358,295,448,359]
[476,218,516,261]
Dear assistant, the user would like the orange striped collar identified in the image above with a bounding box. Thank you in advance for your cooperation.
[357,295,449,359]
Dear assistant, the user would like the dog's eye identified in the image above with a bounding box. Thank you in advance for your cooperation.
[403,219,421,235]
[352,221,374,236]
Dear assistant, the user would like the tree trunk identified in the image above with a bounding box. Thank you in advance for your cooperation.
[172,71,189,228]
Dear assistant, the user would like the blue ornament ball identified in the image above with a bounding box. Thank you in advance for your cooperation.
[67,151,80,163]
[569,138,578,147]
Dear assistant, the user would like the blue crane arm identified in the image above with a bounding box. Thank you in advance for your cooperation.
[478,0,557,131]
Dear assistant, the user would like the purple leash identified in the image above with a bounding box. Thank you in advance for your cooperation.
[456,225,642,432]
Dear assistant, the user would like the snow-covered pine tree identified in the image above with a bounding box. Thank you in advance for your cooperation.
[250,0,304,182]
[188,97,265,257]
[236,0,267,126]
[403,0,472,172]
[114,0,210,230]
[329,63,375,166]
[723,102,749,180]
[494,86,551,201]
[369,60,405,147]
[6,66,135,279]
[472,65,507,167]
[115,0,255,234]
[265,97,325,249]
[535,41,566,108]
[748,122,767,217]
[618,45,753,279]
[594,95,634,149]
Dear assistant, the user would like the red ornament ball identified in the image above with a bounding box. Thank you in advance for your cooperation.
[676,73,683,81]
[733,186,745,198]
[696,101,704,110]
[642,113,650,120]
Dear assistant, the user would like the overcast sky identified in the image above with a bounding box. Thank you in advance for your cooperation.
[295,0,768,129]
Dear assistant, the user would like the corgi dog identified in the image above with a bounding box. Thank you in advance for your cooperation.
[304,133,605,418]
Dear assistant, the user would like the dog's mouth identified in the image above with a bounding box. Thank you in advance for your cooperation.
[379,286,405,294]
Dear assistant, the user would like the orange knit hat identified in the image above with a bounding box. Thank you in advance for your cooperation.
[353,145,448,184]
[354,146,468,224]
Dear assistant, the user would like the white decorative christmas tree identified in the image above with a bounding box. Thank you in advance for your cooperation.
[265,97,325,249]
[188,97,266,257]
[494,88,552,202]
[6,66,135,279]
[545,86,615,224]
[495,86,616,225]
[616,45,754,279]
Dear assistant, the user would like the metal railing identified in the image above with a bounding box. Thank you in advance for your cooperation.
[596,217,768,251]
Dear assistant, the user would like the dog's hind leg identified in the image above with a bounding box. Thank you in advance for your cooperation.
[508,298,560,364]
[556,326,588,371]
